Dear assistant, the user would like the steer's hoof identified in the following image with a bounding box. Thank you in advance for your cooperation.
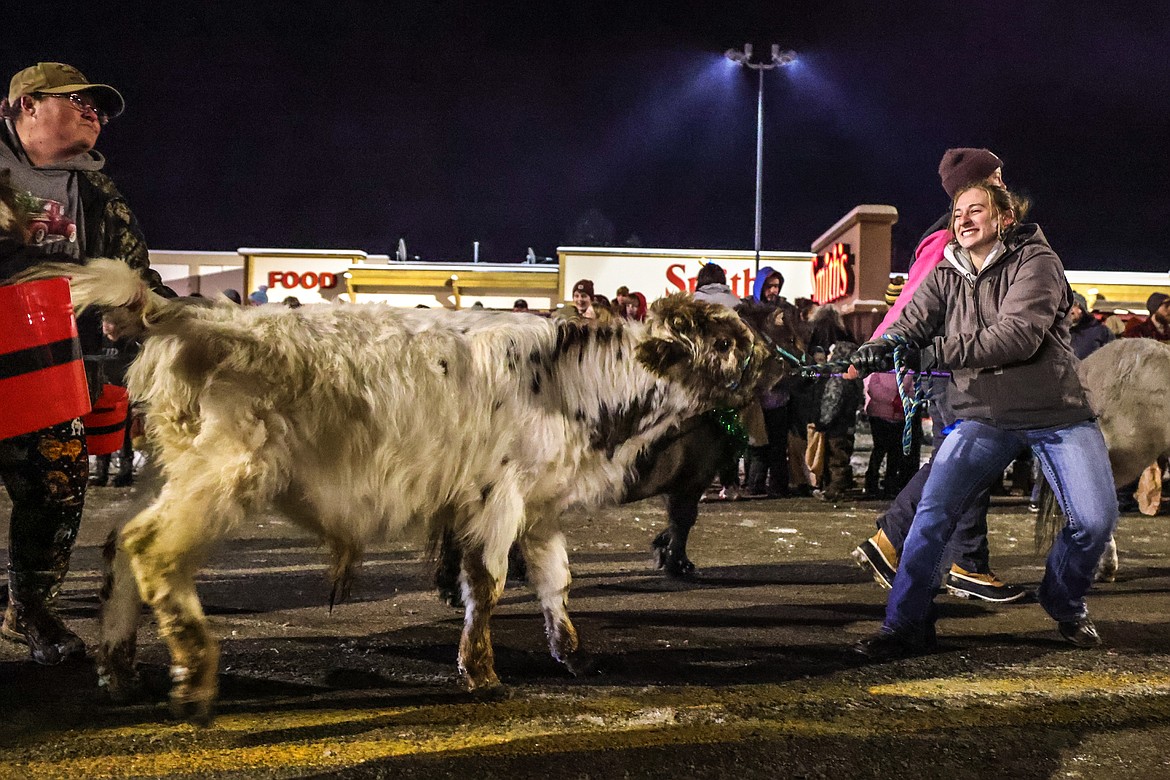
[563,651,599,678]
[663,556,697,579]
[98,665,144,705]
[470,681,513,702]
[437,585,464,610]
[170,693,216,726]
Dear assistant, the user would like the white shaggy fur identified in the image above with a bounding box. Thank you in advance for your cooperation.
[34,259,765,721]
[1078,338,1170,579]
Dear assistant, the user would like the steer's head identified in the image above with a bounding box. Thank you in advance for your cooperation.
[635,294,768,408]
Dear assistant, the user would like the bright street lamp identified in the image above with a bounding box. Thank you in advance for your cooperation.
[724,43,797,273]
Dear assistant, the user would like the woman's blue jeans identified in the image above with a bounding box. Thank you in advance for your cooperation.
[884,419,1118,638]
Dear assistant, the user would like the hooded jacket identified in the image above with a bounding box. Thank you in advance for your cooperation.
[2,120,156,351]
[885,224,1091,430]
[1,121,149,274]
[751,266,783,303]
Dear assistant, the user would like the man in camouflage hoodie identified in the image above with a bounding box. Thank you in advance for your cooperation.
[0,62,164,665]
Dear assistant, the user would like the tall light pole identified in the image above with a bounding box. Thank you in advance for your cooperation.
[724,44,796,274]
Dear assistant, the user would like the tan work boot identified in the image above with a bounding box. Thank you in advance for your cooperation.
[945,564,1028,603]
[851,528,899,589]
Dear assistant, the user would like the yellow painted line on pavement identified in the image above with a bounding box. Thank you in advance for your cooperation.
[11,673,1170,778]
[87,704,420,739]
[9,704,731,779]
[870,671,1170,700]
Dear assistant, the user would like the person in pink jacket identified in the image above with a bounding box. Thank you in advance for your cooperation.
[862,371,914,499]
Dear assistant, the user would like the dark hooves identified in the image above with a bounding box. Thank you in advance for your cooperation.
[470,682,513,702]
[663,557,697,579]
[103,675,146,705]
[437,586,465,610]
[651,532,696,578]
[170,696,216,727]
[563,651,600,678]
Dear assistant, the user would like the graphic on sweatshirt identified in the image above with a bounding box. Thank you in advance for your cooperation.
[15,191,77,245]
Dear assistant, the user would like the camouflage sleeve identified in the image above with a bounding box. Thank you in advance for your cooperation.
[82,170,150,273]
[103,196,150,274]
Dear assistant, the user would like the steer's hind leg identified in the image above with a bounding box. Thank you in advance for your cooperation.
[458,540,510,696]
[122,485,242,724]
[654,487,703,578]
[456,479,523,696]
[1097,535,1119,582]
[520,513,591,677]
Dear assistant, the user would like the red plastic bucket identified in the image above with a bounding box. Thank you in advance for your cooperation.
[83,384,130,455]
[0,278,91,440]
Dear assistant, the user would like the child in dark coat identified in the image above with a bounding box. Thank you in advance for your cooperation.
[813,340,863,500]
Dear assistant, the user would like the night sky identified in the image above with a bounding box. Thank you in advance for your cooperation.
[9,1,1170,272]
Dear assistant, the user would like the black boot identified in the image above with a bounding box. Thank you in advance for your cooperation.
[112,454,134,487]
[89,455,109,487]
[1,569,86,665]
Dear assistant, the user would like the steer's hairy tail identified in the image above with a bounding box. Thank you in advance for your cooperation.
[14,258,180,336]
[1032,477,1063,555]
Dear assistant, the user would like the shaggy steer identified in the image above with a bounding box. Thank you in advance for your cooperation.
[29,260,769,723]
[1036,337,1170,580]
[1078,337,1170,579]
[431,301,805,599]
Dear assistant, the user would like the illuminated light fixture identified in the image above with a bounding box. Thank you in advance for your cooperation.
[724,43,797,273]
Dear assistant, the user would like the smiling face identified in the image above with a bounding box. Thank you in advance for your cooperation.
[952,186,1011,258]
[572,289,592,314]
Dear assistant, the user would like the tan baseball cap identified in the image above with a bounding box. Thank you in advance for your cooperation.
[8,62,125,119]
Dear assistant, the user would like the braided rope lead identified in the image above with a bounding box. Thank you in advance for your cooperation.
[881,334,931,455]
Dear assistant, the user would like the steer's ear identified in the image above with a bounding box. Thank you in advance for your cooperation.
[636,337,690,378]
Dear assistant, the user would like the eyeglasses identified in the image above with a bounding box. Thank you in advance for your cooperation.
[33,92,109,125]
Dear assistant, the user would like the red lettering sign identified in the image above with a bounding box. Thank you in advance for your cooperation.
[665,263,689,295]
[266,271,339,291]
[811,243,854,305]
[665,263,761,298]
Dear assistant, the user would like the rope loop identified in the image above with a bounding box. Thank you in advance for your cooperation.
[881,334,931,454]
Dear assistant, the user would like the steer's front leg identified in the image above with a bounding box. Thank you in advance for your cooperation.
[520,515,593,677]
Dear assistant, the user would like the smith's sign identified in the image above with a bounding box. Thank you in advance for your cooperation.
[811,243,854,304]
